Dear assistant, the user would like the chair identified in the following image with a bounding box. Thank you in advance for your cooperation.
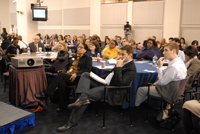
[96,82,133,129]
[184,73,200,102]
[146,76,190,131]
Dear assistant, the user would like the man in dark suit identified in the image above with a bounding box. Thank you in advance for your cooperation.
[116,36,122,49]
[28,36,45,52]
[1,33,11,51]
[57,45,137,132]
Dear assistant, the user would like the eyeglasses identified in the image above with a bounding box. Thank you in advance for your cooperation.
[90,44,95,46]
[110,43,115,45]
[78,46,85,49]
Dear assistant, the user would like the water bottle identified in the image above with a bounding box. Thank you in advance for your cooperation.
[27,46,30,55]
[69,49,72,57]
[97,53,100,62]
[152,54,158,67]
[16,49,19,56]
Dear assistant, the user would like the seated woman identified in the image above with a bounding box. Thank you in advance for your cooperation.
[184,46,200,90]
[72,35,78,45]
[43,34,50,44]
[35,43,92,112]
[86,40,102,60]
[135,39,161,60]
[182,99,200,134]
[51,41,69,62]
[191,40,200,52]
[102,40,120,59]
[52,35,64,51]
[6,37,21,58]
[180,37,187,50]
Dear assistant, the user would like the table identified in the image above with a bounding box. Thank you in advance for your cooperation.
[9,65,47,108]
[92,59,158,108]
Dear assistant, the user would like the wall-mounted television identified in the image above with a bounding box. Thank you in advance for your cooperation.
[32,7,48,21]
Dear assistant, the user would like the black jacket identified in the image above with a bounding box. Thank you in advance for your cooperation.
[57,50,69,61]
[1,39,11,50]
[62,53,92,76]
[102,60,137,86]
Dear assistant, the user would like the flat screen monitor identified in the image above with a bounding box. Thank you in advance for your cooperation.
[32,7,47,21]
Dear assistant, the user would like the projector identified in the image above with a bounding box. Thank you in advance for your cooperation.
[11,56,43,68]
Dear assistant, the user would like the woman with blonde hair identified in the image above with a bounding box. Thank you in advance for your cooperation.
[51,41,69,62]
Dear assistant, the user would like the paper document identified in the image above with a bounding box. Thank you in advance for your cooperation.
[90,72,107,85]
[143,69,156,73]
[94,66,114,70]
[108,59,117,64]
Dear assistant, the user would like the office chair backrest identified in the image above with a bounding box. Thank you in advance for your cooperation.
[179,76,190,96]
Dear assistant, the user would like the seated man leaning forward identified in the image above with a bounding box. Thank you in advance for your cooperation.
[35,43,92,112]
[57,45,137,132]
[135,43,187,108]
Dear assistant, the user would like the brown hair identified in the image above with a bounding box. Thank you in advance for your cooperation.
[59,35,64,40]
[129,39,136,45]
[58,41,68,52]
[164,43,179,54]
[91,40,101,52]
[120,45,134,57]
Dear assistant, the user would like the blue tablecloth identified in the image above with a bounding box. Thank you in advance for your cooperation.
[92,59,158,108]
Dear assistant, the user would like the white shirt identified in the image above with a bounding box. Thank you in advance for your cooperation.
[9,28,17,34]
[178,50,185,61]
[18,40,28,48]
[155,57,187,85]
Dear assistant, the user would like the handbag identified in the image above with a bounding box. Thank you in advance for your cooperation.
[107,88,128,106]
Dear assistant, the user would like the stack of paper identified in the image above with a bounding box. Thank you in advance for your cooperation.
[108,59,117,64]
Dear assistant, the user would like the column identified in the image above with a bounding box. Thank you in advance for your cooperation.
[90,0,101,36]
[163,0,182,39]
[16,0,38,43]
[127,1,133,25]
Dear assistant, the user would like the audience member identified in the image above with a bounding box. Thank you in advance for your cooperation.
[52,35,64,51]
[43,34,50,44]
[135,43,187,115]
[184,46,200,90]
[55,34,58,41]
[6,37,21,57]
[103,37,110,49]
[2,28,8,35]
[136,39,161,60]
[82,34,86,43]
[73,35,78,45]
[156,41,161,48]
[57,45,137,132]
[174,38,185,61]
[129,39,136,48]
[152,36,156,41]
[85,39,90,49]
[65,35,73,45]
[9,25,17,35]
[116,36,122,49]
[96,36,102,48]
[102,40,120,59]
[18,35,28,52]
[29,36,45,52]
[182,100,200,134]
[50,34,58,47]
[191,40,200,52]
[180,37,187,50]
[169,37,173,43]
[35,43,92,112]
[86,40,102,60]
[51,41,69,62]
[1,33,11,51]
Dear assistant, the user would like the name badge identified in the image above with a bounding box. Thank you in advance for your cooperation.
[72,58,75,60]
[69,69,73,72]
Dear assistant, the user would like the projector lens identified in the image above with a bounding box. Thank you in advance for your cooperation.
[27,59,35,66]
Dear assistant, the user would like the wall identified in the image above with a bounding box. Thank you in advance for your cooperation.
[0,0,10,34]
[180,0,200,45]
[38,0,90,38]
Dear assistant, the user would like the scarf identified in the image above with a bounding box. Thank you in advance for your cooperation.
[77,53,84,60]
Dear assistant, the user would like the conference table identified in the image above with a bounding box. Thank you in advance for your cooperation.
[92,59,158,108]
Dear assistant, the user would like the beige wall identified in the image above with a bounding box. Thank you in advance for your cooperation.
[0,0,10,34]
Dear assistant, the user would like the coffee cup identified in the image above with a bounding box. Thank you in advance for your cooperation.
[39,47,42,53]
[101,61,105,68]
